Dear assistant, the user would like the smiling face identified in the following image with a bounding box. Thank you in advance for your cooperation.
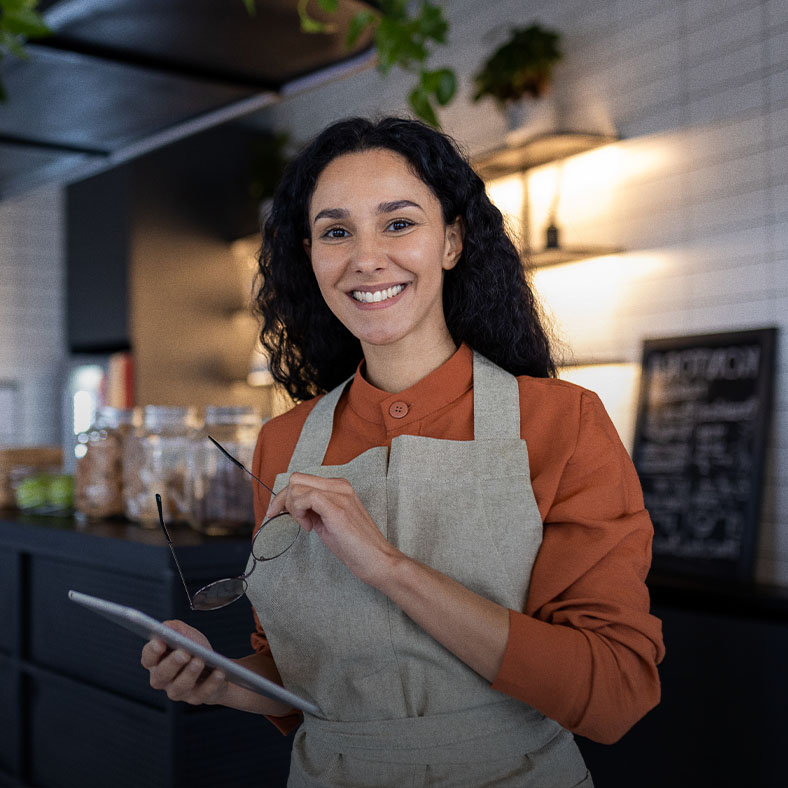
[305,149,463,361]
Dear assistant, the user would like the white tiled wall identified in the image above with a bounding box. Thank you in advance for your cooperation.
[0,186,66,446]
[255,0,788,585]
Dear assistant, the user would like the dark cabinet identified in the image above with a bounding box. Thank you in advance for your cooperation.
[64,122,263,356]
[66,167,132,354]
[576,576,788,788]
[0,513,293,788]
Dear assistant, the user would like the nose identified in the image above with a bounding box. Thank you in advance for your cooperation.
[351,230,387,273]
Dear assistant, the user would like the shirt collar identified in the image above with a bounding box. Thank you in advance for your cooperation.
[346,343,473,431]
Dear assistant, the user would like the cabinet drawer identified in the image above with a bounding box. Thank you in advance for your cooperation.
[0,550,19,654]
[30,557,169,705]
[28,670,291,788]
[29,672,168,788]
[0,655,21,778]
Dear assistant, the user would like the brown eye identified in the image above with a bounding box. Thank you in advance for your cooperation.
[323,227,349,239]
[388,219,413,232]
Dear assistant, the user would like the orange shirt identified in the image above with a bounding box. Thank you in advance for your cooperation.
[250,343,665,744]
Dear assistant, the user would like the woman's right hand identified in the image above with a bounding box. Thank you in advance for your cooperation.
[140,620,228,706]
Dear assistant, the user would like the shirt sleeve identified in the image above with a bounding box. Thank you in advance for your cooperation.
[490,389,666,744]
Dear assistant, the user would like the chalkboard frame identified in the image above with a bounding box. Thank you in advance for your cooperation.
[632,327,777,583]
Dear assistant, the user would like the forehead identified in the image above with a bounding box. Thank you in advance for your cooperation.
[309,149,436,213]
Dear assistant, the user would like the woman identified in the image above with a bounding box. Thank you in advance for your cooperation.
[142,116,665,787]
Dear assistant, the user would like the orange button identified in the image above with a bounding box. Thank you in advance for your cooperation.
[388,400,409,419]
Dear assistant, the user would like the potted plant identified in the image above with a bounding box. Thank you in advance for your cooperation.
[472,23,563,134]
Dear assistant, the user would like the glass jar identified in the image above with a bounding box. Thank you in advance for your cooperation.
[186,406,262,535]
[74,406,138,520]
[123,406,198,528]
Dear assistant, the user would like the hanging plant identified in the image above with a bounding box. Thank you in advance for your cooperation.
[292,0,456,128]
[0,0,50,101]
[472,24,562,107]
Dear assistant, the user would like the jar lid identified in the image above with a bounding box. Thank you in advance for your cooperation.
[95,406,139,429]
[203,405,261,425]
[142,405,199,428]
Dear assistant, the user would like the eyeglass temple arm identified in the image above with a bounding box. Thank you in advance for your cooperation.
[207,435,276,497]
[156,493,195,611]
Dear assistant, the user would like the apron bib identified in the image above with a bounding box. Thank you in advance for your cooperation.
[246,351,592,787]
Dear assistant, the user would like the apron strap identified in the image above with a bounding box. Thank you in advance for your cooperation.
[472,350,521,440]
[287,376,353,471]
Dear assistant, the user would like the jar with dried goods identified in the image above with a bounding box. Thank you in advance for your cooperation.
[123,406,198,527]
[74,406,138,520]
[186,405,262,535]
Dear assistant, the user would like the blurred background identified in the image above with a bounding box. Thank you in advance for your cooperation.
[0,0,786,786]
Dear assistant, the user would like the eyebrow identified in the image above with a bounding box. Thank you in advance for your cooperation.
[312,199,424,225]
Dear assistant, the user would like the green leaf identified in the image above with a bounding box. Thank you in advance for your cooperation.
[433,67,455,105]
[300,16,327,33]
[240,0,256,17]
[296,0,331,34]
[376,16,427,73]
[378,0,409,24]
[417,1,448,44]
[419,67,454,105]
[345,9,375,49]
[316,0,338,12]
[2,7,50,38]
[408,86,439,128]
[1,33,28,59]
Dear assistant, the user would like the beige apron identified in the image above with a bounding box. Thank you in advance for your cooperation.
[246,351,592,787]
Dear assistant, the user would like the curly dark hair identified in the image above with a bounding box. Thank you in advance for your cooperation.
[254,116,556,402]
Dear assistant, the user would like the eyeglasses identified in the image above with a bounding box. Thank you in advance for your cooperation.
[156,436,300,611]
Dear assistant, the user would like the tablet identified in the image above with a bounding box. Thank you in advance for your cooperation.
[68,589,319,715]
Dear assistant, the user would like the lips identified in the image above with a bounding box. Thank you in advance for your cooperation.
[350,283,407,303]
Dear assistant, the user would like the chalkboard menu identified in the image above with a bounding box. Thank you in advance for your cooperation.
[632,328,777,581]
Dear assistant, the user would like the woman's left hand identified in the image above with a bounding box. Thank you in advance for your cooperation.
[266,472,401,587]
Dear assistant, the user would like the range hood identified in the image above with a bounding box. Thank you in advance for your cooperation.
[0,0,377,200]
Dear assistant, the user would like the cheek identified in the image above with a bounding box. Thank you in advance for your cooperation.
[311,256,345,303]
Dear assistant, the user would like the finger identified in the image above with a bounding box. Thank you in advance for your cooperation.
[165,656,206,702]
[162,619,201,640]
[141,637,168,669]
[265,486,289,519]
[288,473,354,493]
[148,648,192,690]
[188,669,227,705]
[284,486,346,532]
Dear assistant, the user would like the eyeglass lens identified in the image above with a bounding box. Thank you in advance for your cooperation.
[158,436,302,612]
[191,577,248,610]
[251,512,301,561]
[188,513,301,609]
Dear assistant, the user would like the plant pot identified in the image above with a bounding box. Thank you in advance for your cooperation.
[504,94,559,143]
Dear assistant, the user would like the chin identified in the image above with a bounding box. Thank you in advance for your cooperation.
[358,333,403,348]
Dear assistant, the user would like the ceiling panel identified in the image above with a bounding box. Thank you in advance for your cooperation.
[0,142,93,194]
[40,0,373,84]
[1,47,258,152]
[0,0,377,200]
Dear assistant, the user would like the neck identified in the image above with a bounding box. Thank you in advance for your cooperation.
[361,332,458,393]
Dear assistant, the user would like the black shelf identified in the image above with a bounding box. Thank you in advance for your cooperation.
[473,131,618,181]
[525,245,624,268]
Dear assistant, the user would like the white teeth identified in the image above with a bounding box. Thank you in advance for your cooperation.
[352,284,406,303]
